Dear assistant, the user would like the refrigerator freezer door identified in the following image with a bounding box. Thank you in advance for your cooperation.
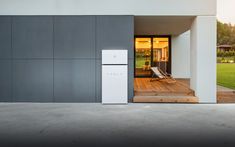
[102,50,128,65]
[102,65,128,104]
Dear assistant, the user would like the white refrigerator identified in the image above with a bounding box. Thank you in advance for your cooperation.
[102,50,128,104]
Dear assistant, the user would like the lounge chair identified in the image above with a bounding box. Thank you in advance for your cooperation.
[150,67,176,83]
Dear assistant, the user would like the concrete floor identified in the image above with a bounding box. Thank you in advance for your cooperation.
[0,103,235,147]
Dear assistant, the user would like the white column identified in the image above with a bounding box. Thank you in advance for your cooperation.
[190,16,217,103]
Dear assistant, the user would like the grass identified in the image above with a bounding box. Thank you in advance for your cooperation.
[217,63,235,89]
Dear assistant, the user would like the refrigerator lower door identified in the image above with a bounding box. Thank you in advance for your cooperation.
[102,65,128,104]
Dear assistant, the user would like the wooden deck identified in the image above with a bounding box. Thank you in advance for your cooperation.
[217,85,235,103]
[134,78,198,103]
[134,78,235,103]
[134,78,194,96]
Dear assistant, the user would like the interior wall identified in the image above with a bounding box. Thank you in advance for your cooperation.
[0,16,134,102]
[171,31,190,78]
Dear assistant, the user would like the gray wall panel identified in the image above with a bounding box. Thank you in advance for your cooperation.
[0,17,11,59]
[54,16,95,58]
[128,59,134,101]
[0,60,12,102]
[95,59,101,102]
[96,16,134,59]
[54,59,96,102]
[13,60,53,102]
[0,15,134,103]
[12,16,53,58]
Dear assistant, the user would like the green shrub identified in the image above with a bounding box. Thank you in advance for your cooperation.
[221,51,225,57]
[229,51,234,56]
[221,57,227,63]
[217,50,222,57]
[217,52,219,57]
[225,52,230,57]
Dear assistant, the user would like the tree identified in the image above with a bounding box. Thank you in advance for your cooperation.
[217,21,235,46]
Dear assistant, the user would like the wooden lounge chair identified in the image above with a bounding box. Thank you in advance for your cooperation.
[150,67,176,83]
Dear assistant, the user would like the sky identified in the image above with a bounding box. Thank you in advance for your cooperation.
[217,0,235,24]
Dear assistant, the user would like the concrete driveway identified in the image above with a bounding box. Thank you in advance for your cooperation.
[0,103,235,147]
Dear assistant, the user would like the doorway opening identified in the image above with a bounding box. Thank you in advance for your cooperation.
[134,36,171,77]
[133,36,197,103]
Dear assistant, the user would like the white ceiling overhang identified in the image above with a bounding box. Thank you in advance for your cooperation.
[135,16,195,35]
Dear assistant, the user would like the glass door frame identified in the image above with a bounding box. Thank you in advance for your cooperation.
[134,35,172,78]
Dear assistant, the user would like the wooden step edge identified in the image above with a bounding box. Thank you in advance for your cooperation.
[134,91,195,94]
[133,96,199,103]
[134,90,195,93]
[134,93,194,96]
[217,94,235,103]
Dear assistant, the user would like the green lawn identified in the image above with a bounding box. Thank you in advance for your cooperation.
[217,64,235,89]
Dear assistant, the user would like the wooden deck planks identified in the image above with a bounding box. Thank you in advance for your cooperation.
[134,78,235,103]
[134,78,194,96]
[133,78,197,103]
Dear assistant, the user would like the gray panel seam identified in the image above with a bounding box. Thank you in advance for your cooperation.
[8,58,101,60]
[95,16,97,102]
[10,58,98,60]
[11,58,55,60]
[53,16,55,102]
[11,16,13,102]
[54,58,97,60]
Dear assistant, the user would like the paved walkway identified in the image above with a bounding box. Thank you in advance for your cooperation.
[0,103,235,147]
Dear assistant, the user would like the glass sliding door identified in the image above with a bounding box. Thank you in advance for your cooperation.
[135,38,152,77]
[152,37,169,73]
[135,36,170,77]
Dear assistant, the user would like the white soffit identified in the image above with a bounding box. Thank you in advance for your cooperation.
[134,16,195,35]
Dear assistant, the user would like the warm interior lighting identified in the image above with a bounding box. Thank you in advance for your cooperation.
[135,37,169,77]
[153,38,169,62]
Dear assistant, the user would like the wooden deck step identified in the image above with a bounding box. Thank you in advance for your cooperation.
[217,91,235,103]
[133,96,199,103]
[134,90,195,96]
